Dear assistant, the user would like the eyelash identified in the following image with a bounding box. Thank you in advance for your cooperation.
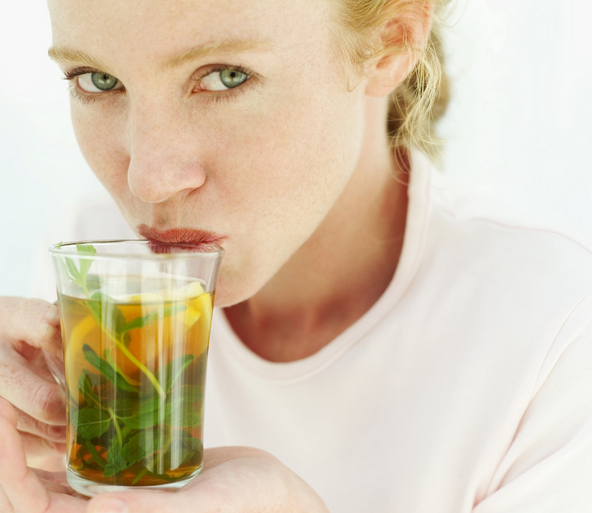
[63,67,110,105]
[62,65,253,105]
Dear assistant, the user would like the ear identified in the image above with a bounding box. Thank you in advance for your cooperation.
[365,0,434,98]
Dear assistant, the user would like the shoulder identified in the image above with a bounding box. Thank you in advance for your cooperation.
[422,166,592,305]
[403,157,592,368]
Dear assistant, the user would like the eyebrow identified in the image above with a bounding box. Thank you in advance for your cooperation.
[165,39,272,69]
[47,46,109,70]
[48,39,272,71]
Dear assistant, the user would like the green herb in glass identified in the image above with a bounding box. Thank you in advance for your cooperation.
[59,244,209,485]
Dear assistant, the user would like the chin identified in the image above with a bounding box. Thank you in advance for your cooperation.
[211,276,252,309]
[212,266,269,308]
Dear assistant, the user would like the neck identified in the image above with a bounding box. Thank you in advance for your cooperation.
[224,102,410,362]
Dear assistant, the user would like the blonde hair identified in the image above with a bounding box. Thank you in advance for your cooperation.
[331,0,450,164]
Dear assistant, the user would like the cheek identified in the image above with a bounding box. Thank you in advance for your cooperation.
[198,86,363,220]
[71,101,130,197]
[196,88,365,305]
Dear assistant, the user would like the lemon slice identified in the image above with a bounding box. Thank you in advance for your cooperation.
[171,281,210,331]
[175,281,210,330]
[172,280,206,300]
[128,280,210,331]
[127,293,165,304]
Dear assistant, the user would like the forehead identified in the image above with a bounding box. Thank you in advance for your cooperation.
[48,0,332,64]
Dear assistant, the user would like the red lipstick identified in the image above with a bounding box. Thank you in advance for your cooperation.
[137,224,225,253]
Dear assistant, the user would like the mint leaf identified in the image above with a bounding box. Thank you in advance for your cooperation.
[83,344,138,392]
[169,385,203,404]
[122,432,147,467]
[78,372,101,408]
[168,438,197,467]
[184,435,203,453]
[117,398,161,430]
[62,244,97,292]
[77,244,97,281]
[180,448,197,466]
[76,243,97,256]
[86,274,101,291]
[115,387,202,430]
[104,437,128,477]
[82,368,102,388]
[103,458,127,478]
[82,439,105,468]
[103,349,127,379]
[89,292,127,337]
[64,258,81,283]
[167,407,201,428]
[164,354,195,393]
[165,395,202,428]
[120,304,188,335]
[76,407,110,440]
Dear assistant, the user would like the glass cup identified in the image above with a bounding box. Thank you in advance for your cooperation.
[48,240,224,497]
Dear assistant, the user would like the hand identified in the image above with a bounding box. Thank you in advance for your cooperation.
[0,298,67,470]
[86,447,330,513]
[0,398,85,513]
[0,399,329,513]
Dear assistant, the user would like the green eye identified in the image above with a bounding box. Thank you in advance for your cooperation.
[91,72,119,91]
[219,69,248,89]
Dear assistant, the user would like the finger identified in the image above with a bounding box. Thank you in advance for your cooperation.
[33,471,76,497]
[32,469,69,488]
[0,484,15,513]
[21,432,67,463]
[0,396,19,425]
[0,297,62,357]
[0,399,51,513]
[0,400,84,513]
[15,407,67,443]
[32,469,88,500]
[0,400,85,513]
[0,348,67,425]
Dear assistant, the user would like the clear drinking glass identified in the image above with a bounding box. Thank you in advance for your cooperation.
[48,240,224,497]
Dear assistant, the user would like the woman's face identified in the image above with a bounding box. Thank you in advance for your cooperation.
[48,0,370,306]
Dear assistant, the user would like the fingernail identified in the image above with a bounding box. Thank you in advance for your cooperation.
[90,498,129,513]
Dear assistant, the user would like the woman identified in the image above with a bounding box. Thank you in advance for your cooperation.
[2,0,592,511]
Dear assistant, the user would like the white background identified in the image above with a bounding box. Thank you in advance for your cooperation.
[1,0,591,297]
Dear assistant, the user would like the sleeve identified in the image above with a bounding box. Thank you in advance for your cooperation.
[473,293,592,512]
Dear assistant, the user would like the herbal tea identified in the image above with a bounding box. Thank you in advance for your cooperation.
[59,282,212,487]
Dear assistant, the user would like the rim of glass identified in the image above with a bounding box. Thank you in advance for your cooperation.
[49,239,225,260]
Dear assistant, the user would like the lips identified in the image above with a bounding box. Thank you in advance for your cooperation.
[137,224,225,253]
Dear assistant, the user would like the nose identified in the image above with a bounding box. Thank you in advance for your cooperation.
[126,102,207,204]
